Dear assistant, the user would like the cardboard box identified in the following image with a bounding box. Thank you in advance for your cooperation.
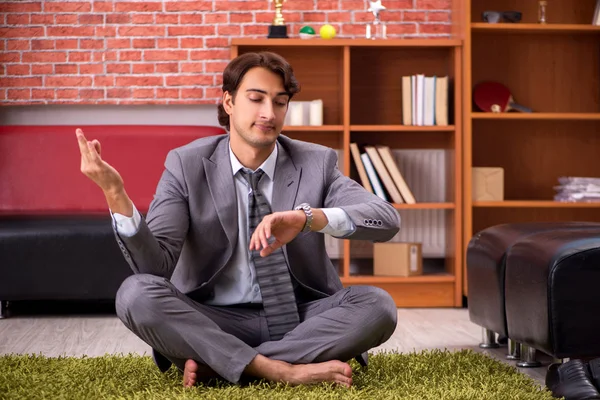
[373,242,422,277]
[472,167,504,201]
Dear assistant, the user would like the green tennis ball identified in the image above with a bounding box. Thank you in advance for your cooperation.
[299,25,316,39]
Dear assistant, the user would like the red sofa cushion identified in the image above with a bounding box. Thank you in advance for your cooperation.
[0,125,226,215]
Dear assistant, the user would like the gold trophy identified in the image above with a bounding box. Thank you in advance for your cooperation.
[268,0,289,38]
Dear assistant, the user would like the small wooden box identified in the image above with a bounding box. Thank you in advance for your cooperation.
[472,167,504,201]
[373,242,422,277]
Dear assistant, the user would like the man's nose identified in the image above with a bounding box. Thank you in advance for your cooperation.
[260,102,275,120]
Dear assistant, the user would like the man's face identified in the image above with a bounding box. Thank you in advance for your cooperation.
[223,66,290,150]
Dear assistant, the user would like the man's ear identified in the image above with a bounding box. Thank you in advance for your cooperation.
[223,91,234,115]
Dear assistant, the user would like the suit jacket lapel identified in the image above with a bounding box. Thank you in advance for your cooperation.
[272,142,301,213]
[203,138,238,249]
[272,141,302,280]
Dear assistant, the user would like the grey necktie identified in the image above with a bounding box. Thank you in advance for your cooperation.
[240,168,300,341]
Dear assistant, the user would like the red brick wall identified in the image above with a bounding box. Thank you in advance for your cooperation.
[0,0,452,105]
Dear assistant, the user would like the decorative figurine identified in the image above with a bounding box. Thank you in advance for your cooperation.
[268,0,288,38]
[367,0,387,39]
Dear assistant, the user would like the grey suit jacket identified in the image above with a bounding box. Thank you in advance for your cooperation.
[115,133,401,303]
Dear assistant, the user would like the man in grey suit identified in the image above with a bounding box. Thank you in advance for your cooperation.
[76,51,400,388]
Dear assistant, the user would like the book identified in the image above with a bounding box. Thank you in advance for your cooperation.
[365,146,404,204]
[402,74,449,126]
[360,152,387,201]
[376,145,417,204]
[415,74,425,126]
[435,76,449,126]
[402,76,412,126]
[424,76,436,126]
[349,142,373,193]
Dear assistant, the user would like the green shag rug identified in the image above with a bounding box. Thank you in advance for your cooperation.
[0,349,556,400]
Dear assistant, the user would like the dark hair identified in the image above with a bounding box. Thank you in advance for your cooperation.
[217,51,301,131]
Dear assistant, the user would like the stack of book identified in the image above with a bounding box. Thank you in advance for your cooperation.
[402,74,449,126]
[350,143,416,204]
[554,176,600,202]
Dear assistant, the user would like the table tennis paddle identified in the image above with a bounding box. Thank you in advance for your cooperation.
[473,81,532,113]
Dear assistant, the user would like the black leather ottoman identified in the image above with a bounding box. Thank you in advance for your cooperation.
[505,228,600,363]
[0,217,133,318]
[466,221,599,357]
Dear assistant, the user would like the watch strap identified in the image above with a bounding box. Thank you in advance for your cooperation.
[294,203,313,232]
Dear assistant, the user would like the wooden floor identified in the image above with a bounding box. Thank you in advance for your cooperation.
[0,306,552,385]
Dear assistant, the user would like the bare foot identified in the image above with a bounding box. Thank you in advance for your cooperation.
[286,360,353,387]
[183,359,198,388]
[182,359,221,387]
[245,355,353,388]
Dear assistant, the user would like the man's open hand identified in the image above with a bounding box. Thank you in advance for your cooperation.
[249,210,306,257]
[76,128,124,194]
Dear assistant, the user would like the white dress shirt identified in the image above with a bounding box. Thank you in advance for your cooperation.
[112,142,356,305]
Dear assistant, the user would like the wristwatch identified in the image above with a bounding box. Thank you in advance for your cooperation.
[294,203,313,232]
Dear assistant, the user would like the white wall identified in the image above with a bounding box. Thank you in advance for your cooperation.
[0,105,221,127]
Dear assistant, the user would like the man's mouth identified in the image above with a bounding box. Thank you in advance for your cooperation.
[254,124,275,132]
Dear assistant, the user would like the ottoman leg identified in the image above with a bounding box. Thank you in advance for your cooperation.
[516,344,541,368]
[0,300,8,319]
[497,335,508,345]
[479,328,499,348]
[506,339,521,360]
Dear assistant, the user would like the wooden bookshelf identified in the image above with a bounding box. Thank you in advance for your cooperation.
[231,38,463,307]
[393,203,455,210]
[472,113,600,120]
[461,0,600,295]
[471,23,600,34]
[283,125,344,131]
[474,201,600,208]
[231,38,461,47]
[350,125,455,132]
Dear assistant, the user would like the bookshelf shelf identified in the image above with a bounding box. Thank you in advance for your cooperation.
[283,125,344,131]
[231,38,461,47]
[231,38,463,307]
[474,201,600,208]
[471,113,600,120]
[463,0,600,296]
[393,202,455,210]
[342,274,455,284]
[351,125,455,132]
[471,23,600,34]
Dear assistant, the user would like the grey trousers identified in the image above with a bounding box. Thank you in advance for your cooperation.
[115,274,397,384]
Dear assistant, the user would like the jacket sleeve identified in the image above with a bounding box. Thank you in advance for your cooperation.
[322,148,401,242]
[113,149,190,279]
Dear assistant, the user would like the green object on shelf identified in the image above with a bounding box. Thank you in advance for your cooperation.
[299,25,316,39]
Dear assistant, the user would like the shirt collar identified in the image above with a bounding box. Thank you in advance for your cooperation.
[229,140,278,182]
